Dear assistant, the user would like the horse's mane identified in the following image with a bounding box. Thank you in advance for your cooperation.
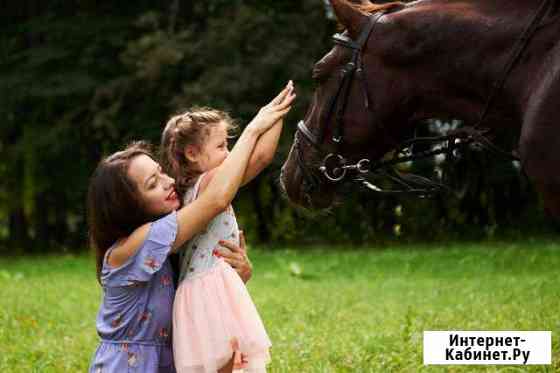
[334,1,406,31]
[358,1,406,15]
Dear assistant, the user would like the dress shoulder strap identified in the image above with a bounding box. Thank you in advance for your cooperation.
[192,172,207,200]
[184,172,208,204]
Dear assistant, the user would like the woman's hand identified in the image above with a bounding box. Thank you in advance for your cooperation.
[247,81,296,135]
[213,230,253,283]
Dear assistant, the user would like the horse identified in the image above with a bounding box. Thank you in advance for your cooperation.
[279,0,560,217]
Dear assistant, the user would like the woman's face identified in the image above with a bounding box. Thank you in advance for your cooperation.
[128,154,180,216]
[188,121,230,172]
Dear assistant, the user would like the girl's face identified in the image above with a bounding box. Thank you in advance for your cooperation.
[128,154,180,216]
[188,121,230,172]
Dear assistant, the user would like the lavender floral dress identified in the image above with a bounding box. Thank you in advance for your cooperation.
[89,211,178,373]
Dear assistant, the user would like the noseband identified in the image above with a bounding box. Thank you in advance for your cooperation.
[294,0,551,197]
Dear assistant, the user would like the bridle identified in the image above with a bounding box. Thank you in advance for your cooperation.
[294,12,384,196]
[294,0,552,198]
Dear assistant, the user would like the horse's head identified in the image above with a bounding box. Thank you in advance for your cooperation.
[280,0,410,209]
[281,0,555,210]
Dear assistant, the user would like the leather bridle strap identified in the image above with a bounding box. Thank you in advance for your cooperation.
[476,0,553,127]
[294,12,385,190]
[297,120,319,146]
[326,13,385,144]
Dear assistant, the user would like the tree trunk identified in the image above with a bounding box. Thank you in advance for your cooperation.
[34,191,50,251]
[250,177,271,243]
[7,156,30,251]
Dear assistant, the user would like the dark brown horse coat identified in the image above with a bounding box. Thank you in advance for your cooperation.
[280,0,560,216]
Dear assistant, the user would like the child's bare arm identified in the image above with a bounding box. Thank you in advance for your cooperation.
[199,82,295,190]
[240,81,295,186]
[110,126,261,264]
[172,84,295,250]
[195,119,283,194]
[240,118,284,186]
[107,85,294,265]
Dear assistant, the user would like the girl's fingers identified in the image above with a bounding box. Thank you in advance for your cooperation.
[271,106,292,121]
[280,85,295,105]
[271,82,292,105]
[275,93,296,111]
[270,81,293,105]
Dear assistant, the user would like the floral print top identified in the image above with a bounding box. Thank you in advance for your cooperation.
[89,211,178,373]
[178,172,240,283]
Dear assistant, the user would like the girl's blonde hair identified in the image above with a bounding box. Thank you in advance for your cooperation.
[160,107,237,199]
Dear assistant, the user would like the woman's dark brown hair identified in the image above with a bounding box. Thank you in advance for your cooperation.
[87,141,157,283]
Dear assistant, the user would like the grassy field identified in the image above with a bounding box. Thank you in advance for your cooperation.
[0,240,559,372]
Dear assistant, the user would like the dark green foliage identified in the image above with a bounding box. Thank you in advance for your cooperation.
[0,1,555,253]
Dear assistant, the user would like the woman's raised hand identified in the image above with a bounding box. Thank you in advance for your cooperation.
[247,81,296,135]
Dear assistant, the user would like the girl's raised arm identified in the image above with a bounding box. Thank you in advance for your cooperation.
[170,125,259,251]
[111,85,294,262]
[239,81,295,186]
[171,86,294,251]
[197,82,295,195]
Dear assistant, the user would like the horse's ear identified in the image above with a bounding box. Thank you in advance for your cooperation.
[329,0,369,38]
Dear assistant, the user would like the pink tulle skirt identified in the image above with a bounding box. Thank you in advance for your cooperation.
[173,259,271,373]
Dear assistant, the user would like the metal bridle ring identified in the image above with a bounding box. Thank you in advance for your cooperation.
[356,159,370,174]
[319,154,347,182]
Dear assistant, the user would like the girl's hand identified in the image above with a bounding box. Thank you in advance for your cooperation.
[247,81,296,135]
[213,230,252,283]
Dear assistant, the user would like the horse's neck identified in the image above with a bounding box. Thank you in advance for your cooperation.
[381,0,548,128]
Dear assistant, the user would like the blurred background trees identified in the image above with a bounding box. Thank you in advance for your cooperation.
[0,0,554,254]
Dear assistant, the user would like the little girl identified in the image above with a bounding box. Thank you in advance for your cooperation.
[161,81,295,373]
[87,83,294,373]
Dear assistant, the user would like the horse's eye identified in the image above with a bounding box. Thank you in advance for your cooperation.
[312,70,329,84]
[312,65,323,78]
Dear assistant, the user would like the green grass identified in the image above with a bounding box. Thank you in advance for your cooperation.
[1,240,559,372]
